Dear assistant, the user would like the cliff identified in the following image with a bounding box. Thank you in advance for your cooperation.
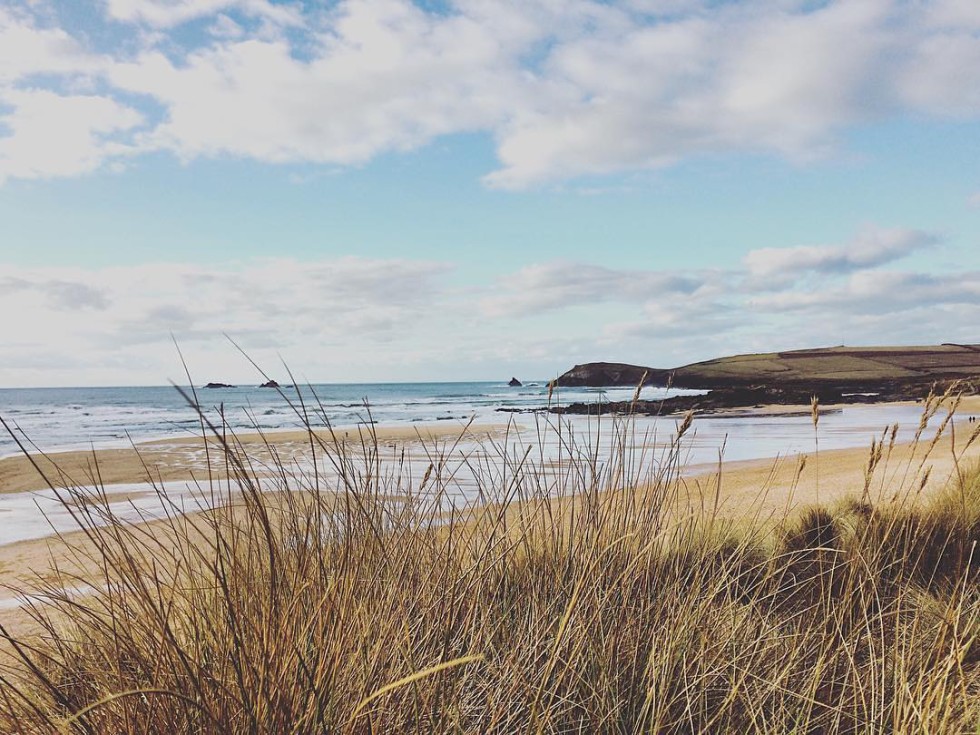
[548,344,980,416]
[553,344,980,391]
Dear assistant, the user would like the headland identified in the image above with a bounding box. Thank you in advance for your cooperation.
[551,343,980,416]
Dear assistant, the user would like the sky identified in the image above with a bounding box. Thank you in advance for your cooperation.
[0,0,979,387]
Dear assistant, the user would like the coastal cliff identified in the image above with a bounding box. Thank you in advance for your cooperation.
[553,362,667,387]
[549,344,980,416]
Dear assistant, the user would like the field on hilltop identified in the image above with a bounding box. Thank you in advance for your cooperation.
[556,343,980,389]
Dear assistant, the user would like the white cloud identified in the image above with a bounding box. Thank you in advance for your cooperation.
[748,270,980,315]
[480,228,975,356]
[743,227,938,285]
[0,257,459,385]
[969,191,980,209]
[481,261,704,317]
[0,276,110,310]
[103,0,303,28]
[601,297,740,342]
[924,0,980,29]
[1,1,980,187]
[897,28,980,116]
[0,88,143,183]
[106,0,530,165]
[208,13,246,38]
[0,8,121,186]
[485,0,896,187]
[2,234,979,386]
[0,8,105,83]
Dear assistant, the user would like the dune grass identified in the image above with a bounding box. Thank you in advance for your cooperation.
[1,391,979,733]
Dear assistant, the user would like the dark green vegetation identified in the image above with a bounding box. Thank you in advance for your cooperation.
[1,400,980,733]
[552,344,980,416]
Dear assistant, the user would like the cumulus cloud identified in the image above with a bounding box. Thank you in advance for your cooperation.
[0,276,110,310]
[0,258,455,378]
[105,0,534,166]
[0,9,142,182]
[925,0,980,28]
[1,0,980,186]
[0,8,105,83]
[748,269,980,315]
[743,227,939,286]
[602,297,741,342]
[103,0,303,28]
[482,0,980,186]
[0,88,143,183]
[485,0,897,187]
[2,229,979,385]
[481,227,973,360]
[481,261,705,317]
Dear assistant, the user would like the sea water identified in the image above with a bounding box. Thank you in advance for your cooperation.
[0,381,694,458]
[0,382,965,549]
[0,381,957,467]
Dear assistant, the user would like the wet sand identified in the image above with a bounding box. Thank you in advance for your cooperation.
[0,422,507,495]
[2,400,979,642]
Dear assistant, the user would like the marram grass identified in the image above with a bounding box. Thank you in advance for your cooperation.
[0,393,979,734]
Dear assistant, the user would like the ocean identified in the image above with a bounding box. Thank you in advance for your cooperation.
[0,381,687,458]
[0,381,953,465]
[0,381,962,547]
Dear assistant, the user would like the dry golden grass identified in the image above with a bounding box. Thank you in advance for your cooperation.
[0,391,979,734]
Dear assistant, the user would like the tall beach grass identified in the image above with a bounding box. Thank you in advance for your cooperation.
[0,385,979,733]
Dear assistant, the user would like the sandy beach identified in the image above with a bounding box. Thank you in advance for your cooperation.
[2,398,979,641]
[0,422,509,495]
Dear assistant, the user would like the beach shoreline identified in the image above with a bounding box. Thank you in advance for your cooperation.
[0,396,980,568]
[3,395,978,498]
[2,396,979,644]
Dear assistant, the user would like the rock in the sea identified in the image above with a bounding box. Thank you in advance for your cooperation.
[204,382,235,389]
[508,377,522,387]
[259,380,280,388]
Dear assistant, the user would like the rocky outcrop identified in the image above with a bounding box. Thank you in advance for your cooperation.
[550,383,939,418]
[552,362,664,388]
[508,377,522,387]
[549,344,980,415]
[204,382,235,389]
[260,380,280,388]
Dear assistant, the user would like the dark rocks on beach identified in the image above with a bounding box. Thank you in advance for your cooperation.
[259,380,280,389]
[508,377,523,387]
[551,383,938,418]
[204,382,235,389]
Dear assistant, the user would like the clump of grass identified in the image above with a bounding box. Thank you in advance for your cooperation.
[0,390,979,733]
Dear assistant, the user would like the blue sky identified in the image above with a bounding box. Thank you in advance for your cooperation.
[1,0,979,387]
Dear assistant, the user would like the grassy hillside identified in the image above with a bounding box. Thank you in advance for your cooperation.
[556,343,980,388]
